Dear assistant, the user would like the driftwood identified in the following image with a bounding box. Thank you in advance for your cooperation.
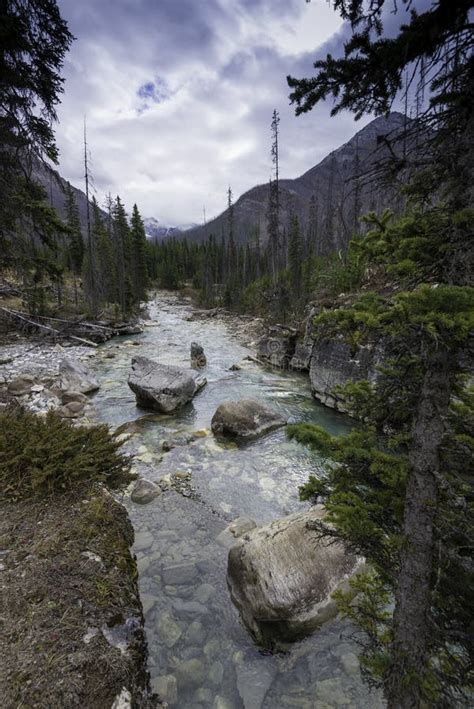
[0,307,100,347]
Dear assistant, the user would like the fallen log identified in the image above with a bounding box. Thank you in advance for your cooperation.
[0,307,98,347]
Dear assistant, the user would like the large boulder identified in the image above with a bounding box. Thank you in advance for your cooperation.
[58,358,100,394]
[128,356,206,413]
[211,400,287,439]
[227,507,357,647]
[190,342,207,368]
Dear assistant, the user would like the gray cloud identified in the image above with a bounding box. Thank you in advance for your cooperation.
[54,0,427,225]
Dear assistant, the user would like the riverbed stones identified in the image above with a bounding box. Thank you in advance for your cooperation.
[175,658,206,690]
[130,478,161,504]
[227,506,357,646]
[236,659,277,709]
[161,561,198,585]
[57,357,100,394]
[190,341,207,368]
[7,374,35,396]
[157,611,182,648]
[58,400,86,418]
[151,674,178,705]
[211,399,287,438]
[128,356,206,413]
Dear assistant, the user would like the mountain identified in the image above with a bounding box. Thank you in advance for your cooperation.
[143,217,198,241]
[183,112,411,254]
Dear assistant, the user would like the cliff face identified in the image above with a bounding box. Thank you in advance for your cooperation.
[184,112,411,254]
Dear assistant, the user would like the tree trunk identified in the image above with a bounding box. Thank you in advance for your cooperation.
[387,349,451,709]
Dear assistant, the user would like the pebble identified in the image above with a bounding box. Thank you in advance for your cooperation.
[134,531,154,551]
[157,611,182,648]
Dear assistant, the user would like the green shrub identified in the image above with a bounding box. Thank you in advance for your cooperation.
[0,408,134,501]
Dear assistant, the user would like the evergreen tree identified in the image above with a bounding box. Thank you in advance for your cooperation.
[130,203,149,302]
[287,2,474,707]
[112,196,133,316]
[288,214,303,300]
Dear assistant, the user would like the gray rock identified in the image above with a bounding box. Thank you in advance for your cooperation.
[151,674,178,705]
[157,611,182,648]
[289,341,312,371]
[257,326,297,369]
[236,660,277,709]
[194,583,215,604]
[209,660,224,686]
[211,399,287,439]
[227,507,357,646]
[191,342,207,368]
[228,517,257,538]
[185,620,207,645]
[60,390,88,404]
[130,478,161,504]
[134,531,153,551]
[309,337,384,412]
[314,678,351,706]
[175,658,206,690]
[7,374,35,396]
[128,356,206,413]
[162,562,198,585]
[58,358,100,394]
[58,400,86,418]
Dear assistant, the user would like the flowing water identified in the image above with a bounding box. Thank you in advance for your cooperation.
[89,293,384,709]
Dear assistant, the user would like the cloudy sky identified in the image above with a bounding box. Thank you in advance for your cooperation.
[54,0,418,226]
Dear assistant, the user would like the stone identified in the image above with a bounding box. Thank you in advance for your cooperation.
[227,507,357,646]
[211,399,287,439]
[228,363,241,371]
[128,356,206,413]
[228,517,257,537]
[175,659,206,690]
[162,562,198,585]
[289,341,312,371]
[209,660,224,686]
[134,531,153,551]
[341,652,360,676]
[257,325,298,369]
[7,374,35,396]
[195,688,213,703]
[214,696,236,709]
[236,660,277,709]
[194,583,215,604]
[314,678,351,706]
[141,594,157,616]
[31,384,45,393]
[58,400,86,418]
[130,479,161,504]
[151,674,178,705]
[60,390,88,404]
[309,338,384,412]
[157,611,182,648]
[190,342,207,368]
[58,358,100,393]
[185,620,207,645]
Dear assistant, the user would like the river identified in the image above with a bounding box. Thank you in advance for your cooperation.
[84,293,384,708]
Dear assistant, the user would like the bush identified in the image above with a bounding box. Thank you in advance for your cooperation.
[0,408,134,501]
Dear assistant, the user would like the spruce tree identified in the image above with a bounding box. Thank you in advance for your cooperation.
[287,2,473,707]
[130,203,149,303]
[288,214,303,301]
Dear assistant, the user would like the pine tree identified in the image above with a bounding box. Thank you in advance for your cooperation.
[287,2,474,707]
[130,203,149,303]
[288,214,303,301]
[112,196,132,316]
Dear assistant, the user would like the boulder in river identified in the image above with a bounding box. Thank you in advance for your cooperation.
[190,341,207,368]
[227,506,357,646]
[128,356,206,413]
[211,399,287,438]
[58,358,100,394]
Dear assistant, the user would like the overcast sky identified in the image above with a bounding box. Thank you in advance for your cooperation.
[54,0,421,226]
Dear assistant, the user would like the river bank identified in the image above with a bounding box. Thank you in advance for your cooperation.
[0,291,385,708]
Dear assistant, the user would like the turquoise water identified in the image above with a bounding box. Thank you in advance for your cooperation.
[89,293,384,709]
